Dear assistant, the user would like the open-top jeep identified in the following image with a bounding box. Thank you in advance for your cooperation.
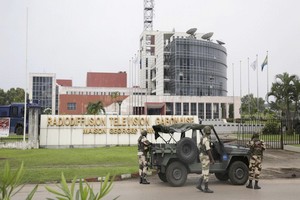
[150,123,250,187]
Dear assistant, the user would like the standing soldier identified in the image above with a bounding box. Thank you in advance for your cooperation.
[196,126,215,193]
[246,132,266,189]
[137,130,151,184]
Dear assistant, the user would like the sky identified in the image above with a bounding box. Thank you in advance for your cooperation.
[1,0,300,99]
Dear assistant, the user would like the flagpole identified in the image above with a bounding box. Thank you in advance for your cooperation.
[232,63,235,121]
[247,57,250,114]
[23,7,29,143]
[256,54,259,119]
[240,60,242,98]
[266,51,269,94]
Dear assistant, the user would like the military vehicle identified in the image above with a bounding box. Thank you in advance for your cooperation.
[149,123,250,187]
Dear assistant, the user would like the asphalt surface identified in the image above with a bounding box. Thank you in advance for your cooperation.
[10,149,300,200]
[260,149,300,179]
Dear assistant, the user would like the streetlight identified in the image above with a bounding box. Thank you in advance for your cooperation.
[117,100,123,115]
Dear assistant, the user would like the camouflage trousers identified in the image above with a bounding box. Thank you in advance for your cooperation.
[248,155,263,181]
[138,154,148,176]
[199,153,210,182]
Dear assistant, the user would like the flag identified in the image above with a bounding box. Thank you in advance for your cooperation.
[250,59,257,71]
[261,55,268,71]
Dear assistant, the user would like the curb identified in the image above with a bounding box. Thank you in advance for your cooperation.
[284,145,300,153]
[82,172,141,183]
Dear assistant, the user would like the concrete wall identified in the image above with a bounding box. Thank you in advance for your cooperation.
[40,115,198,148]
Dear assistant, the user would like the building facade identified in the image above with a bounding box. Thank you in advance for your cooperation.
[29,29,240,119]
[29,73,56,115]
[139,30,227,96]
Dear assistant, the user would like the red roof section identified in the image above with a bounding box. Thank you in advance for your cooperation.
[86,72,127,87]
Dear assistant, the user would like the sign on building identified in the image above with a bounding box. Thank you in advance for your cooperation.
[0,118,10,137]
[40,115,198,148]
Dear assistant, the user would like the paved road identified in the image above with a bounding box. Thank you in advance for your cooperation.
[13,176,300,200]
[12,149,300,200]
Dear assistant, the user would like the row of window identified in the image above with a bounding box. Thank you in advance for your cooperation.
[66,91,126,96]
[66,102,228,119]
[166,102,226,119]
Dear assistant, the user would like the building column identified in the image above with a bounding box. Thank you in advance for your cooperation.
[203,102,206,119]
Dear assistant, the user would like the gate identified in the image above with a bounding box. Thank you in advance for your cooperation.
[236,119,300,149]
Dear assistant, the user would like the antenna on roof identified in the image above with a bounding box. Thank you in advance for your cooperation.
[186,28,197,38]
[201,32,214,41]
[216,40,225,45]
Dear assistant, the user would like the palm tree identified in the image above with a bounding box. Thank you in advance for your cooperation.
[110,91,120,112]
[291,77,300,118]
[86,101,105,115]
[267,72,296,130]
[241,94,265,118]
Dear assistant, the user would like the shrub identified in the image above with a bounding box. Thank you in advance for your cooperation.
[262,121,280,135]
[46,173,119,200]
[0,161,38,200]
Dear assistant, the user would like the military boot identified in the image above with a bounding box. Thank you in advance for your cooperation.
[246,180,253,189]
[196,177,204,191]
[203,182,213,193]
[254,180,261,189]
[141,175,150,184]
[139,176,143,184]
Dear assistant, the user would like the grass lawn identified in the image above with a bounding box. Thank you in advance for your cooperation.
[0,146,139,184]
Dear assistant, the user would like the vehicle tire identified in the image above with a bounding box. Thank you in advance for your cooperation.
[176,138,198,164]
[166,161,187,187]
[158,172,167,182]
[228,161,248,185]
[215,172,229,181]
[16,126,23,135]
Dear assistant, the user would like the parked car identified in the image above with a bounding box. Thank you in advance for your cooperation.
[149,123,250,187]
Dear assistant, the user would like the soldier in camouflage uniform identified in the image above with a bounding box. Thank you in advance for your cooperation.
[196,126,215,193]
[137,130,151,184]
[246,132,266,189]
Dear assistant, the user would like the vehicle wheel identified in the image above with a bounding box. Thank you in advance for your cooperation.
[16,126,23,135]
[166,161,187,187]
[158,172,167,182]
[176,138,198,164]
[215,172,229,181]
[228,161,248,185]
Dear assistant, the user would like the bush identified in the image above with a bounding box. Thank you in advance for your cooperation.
[262,121,280,135]
[0,161,38,200]
[46,173,119,200]
[0,162,117,200]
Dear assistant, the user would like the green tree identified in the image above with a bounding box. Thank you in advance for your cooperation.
[0,89,6,105]
[5,88,25,104]
[86,101,105,115]
[267,72,296,130]
[291,77,300,118]
[241,94,265,118]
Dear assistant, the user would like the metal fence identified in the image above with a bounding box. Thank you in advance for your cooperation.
[236,119,300,149]
[2,119,300,149]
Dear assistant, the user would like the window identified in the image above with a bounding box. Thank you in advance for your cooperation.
[175,103,181,115]
[67,103,76,110]
[191,103,196,115]
[183,103,189,115]
[166,102,174,115]
[206,103,212,119]
[10,106,19,117]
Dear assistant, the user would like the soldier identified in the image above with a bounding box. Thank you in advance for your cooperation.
[246,132,266,189]
[196,126,215,193]
[137,130,151,184]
